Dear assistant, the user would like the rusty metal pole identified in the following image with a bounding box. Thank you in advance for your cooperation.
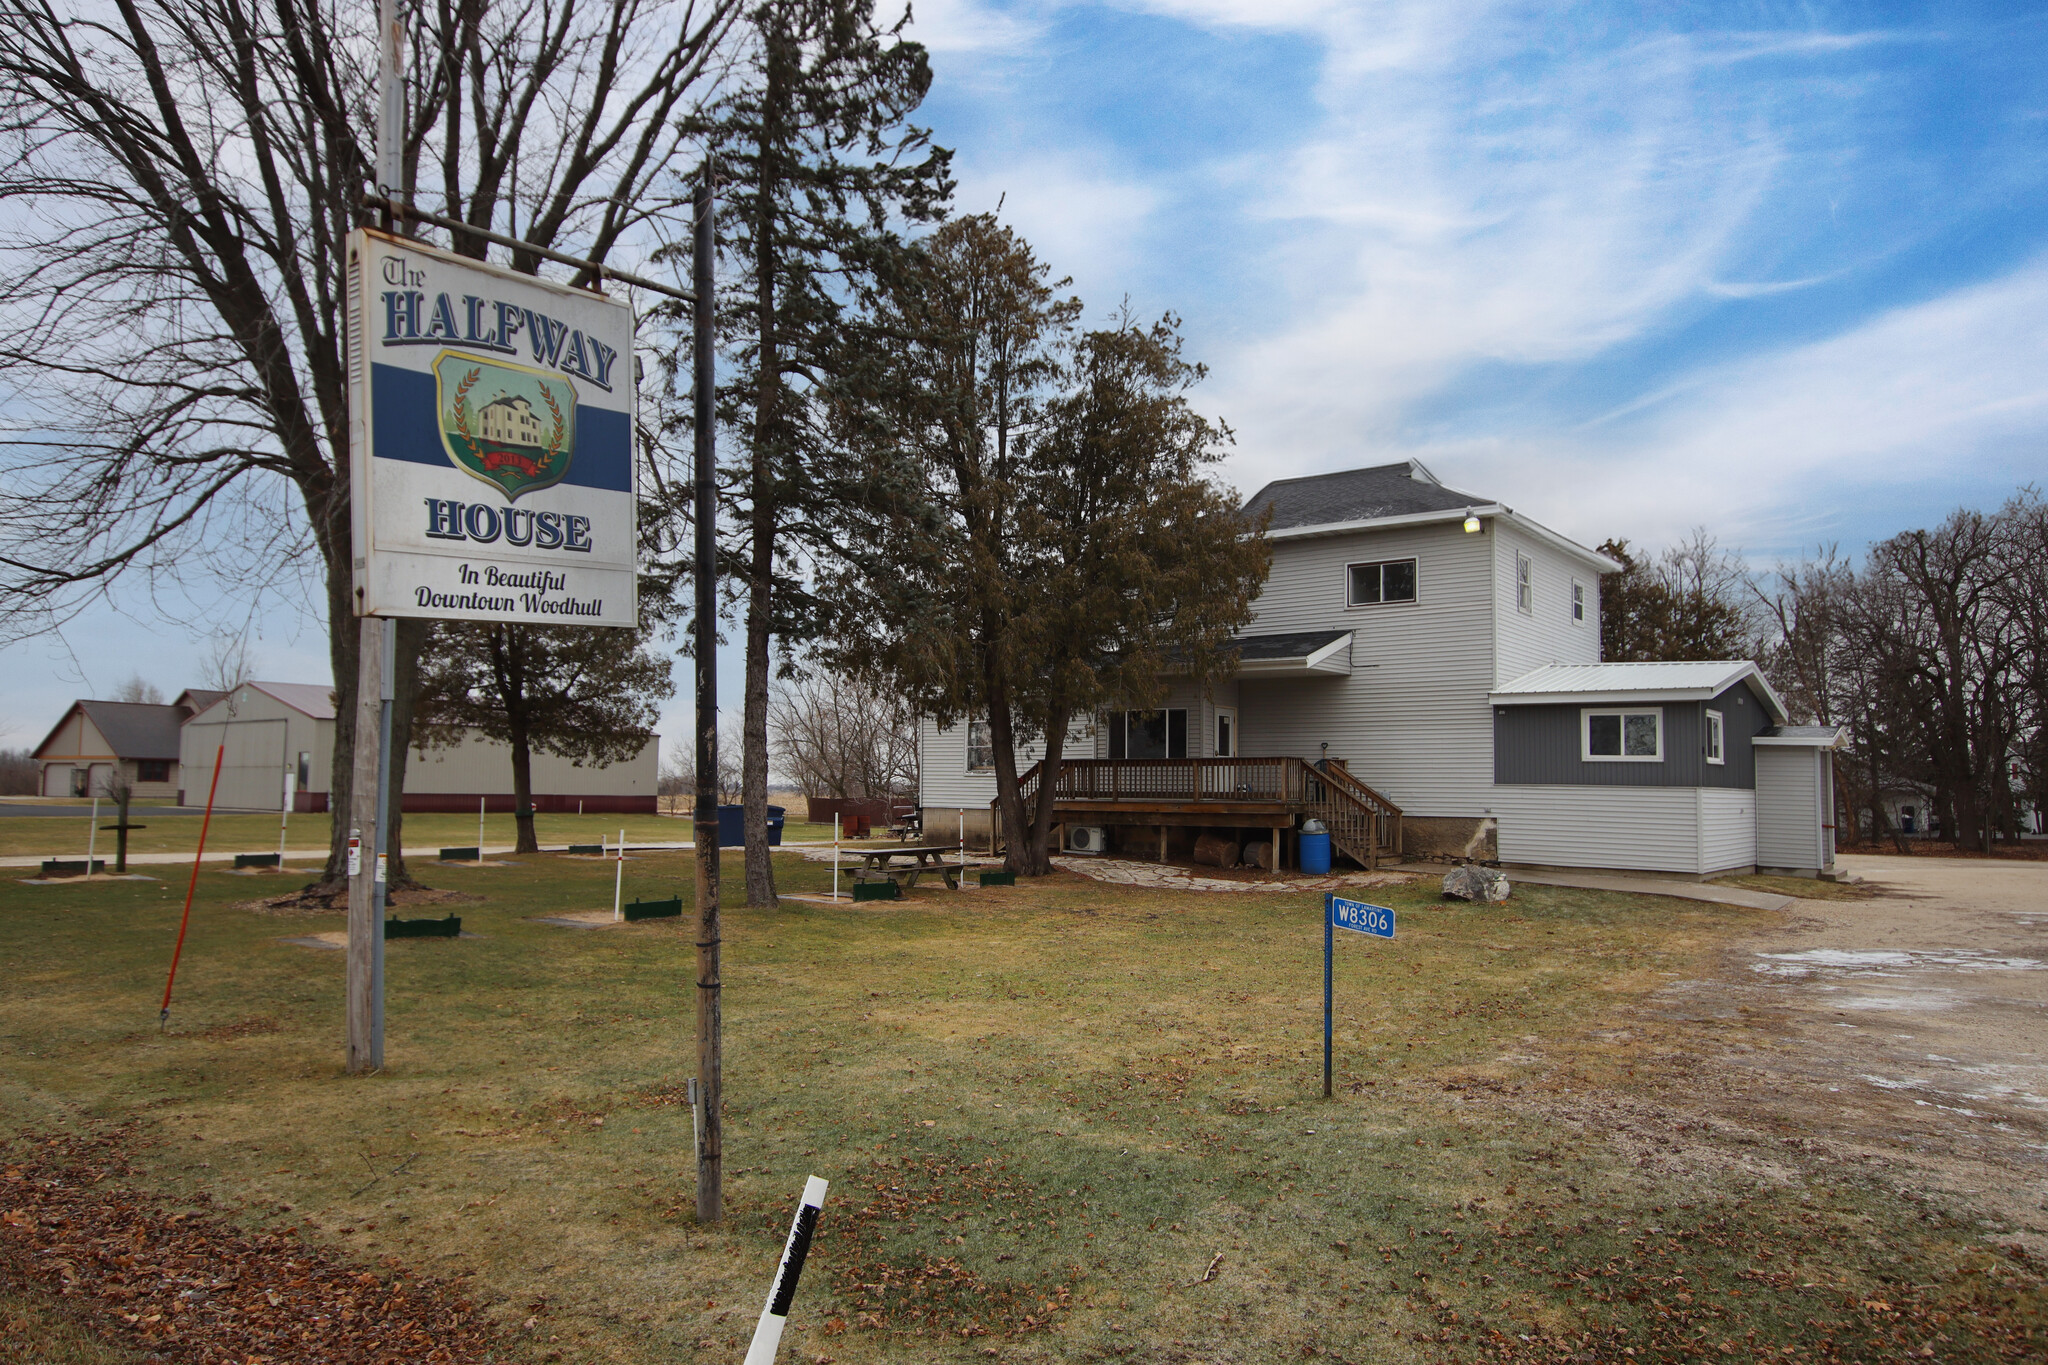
[691,171,723,1224]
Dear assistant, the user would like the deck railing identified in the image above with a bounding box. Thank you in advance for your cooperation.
[1000,755,1403,869]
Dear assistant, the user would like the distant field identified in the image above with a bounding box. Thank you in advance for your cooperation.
[4,853,2037,1363]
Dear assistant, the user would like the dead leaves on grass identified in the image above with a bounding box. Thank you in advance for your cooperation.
[0,1127,503,1364]
[825,1153,1078,1341]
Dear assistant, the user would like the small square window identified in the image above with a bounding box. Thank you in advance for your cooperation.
[1516,553,1533,615]
[138,759,171,783]
[1582,708,1662,761]
[1706,709,1725,765]
[1571,580,1585,623]
[1347,558,1417,607]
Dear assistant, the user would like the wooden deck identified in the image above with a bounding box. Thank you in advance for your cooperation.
[995,756,1402,868]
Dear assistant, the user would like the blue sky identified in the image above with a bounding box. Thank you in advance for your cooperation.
[7,0,2046,752]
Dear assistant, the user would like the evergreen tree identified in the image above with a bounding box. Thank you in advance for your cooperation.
[679,0,950,906]
[415,622,672,853]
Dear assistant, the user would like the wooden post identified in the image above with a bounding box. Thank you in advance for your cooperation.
[1158,825,1167,863]
[346,615,385,1072]
[1271,825,1282,877]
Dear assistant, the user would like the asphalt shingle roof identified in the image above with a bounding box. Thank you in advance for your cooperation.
[1241,461,1482,531]
[75,702,184,760]
[1228,630,1352,662]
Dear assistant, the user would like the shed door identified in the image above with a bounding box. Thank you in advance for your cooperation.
[43,764,74,797]
[1755,747,1823,873]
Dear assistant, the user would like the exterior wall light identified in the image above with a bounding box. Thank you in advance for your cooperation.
[1462,510,1482,533]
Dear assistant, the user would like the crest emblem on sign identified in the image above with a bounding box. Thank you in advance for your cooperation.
[434,351,575,501]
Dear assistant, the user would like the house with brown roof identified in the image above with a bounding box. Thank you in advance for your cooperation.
[31,693,216,800]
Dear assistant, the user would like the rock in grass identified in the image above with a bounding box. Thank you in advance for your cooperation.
[1442,864,1510,903]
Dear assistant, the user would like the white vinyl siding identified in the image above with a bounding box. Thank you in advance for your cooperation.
[1494,785,1754,874]
[1698,788,1756,873]
[917,713,1102,809]
[1493,521,1600,686]
[1756,746,1825,872]
[1238,521,1494,818]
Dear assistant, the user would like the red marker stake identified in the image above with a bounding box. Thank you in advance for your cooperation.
[160,741,225,1030]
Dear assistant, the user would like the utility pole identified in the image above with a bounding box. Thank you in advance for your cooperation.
[691,171,723,1224]
[349,0,406,1074]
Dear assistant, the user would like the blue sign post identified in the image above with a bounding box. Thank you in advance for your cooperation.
[1325,894,1396,1097]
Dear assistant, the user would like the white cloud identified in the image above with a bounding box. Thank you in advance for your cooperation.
[899,0,1047,55]
[1207,13,1783,475]
[949,151,1164,300]
[1430,255,2048,553]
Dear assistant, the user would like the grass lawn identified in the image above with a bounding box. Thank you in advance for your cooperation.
[0,812,843,861]
[2,852,2041,1363]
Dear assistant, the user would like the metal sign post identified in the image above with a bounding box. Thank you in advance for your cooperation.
[1324,894,1395,1098]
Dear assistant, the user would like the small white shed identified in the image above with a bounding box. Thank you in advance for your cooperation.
[1753,726,1845,876]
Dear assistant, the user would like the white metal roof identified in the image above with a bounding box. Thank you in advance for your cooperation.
[1490,661,1788,722]
[250,681,338,719]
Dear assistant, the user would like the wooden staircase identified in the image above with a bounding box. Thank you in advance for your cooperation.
[1301,760,1403,869]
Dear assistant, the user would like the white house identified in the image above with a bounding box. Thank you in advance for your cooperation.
[917,461,1842,878]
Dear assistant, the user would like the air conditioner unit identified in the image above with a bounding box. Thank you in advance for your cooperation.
[1067,825,1108,854]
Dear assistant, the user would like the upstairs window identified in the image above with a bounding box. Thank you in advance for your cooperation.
[1583,707,1662,762]
[1705,709,1725,765]
[1516,553,1533,614]
[966,718,995,772]
[1571,579,1586,624]
[1348,558,1417,606]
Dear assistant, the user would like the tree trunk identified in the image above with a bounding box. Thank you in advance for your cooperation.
[983,649,1029,873]
[1018,705,1068,876]
[740,24,787,910]
[383,617,430,884]
[743,572,777,905]
[509,710,538,854]
[314,541,358,896]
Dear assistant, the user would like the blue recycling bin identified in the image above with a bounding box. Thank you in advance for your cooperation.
[717,805,785,847]
[1298,820,1332,875]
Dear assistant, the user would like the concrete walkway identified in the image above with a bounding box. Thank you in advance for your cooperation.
[1502,868,1795,911]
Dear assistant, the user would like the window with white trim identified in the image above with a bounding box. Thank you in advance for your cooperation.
[966,718,995,772]
[1582,707,1663,761]
[1515,553,1533,615]
[1570,579,1586,624]
[1347,558,1417,606]
[1705,709,1725,765]
[1109,709,1188,759]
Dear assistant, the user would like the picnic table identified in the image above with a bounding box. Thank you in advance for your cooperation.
[843,843,963,891]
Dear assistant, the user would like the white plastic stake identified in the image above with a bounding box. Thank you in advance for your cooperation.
[478,796,485,857]
[833,813,840,901]
[613,827,625,921]
[742,1177,829,1365]
[959,811,966,885]
[278,769,296,863]
[87,794,100,872]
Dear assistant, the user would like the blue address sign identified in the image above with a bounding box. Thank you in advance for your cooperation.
[1328,895,1395,939]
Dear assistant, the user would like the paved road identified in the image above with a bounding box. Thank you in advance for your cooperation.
[0,804,228,818]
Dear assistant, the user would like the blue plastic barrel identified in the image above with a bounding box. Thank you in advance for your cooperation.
[1299,825,1332,875]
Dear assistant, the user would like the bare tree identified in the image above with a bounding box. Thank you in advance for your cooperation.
[0,747,38,795]
[766,667,916,801]
[111,676,164,704]
[0,0,739,891]
[198,631,253,694]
